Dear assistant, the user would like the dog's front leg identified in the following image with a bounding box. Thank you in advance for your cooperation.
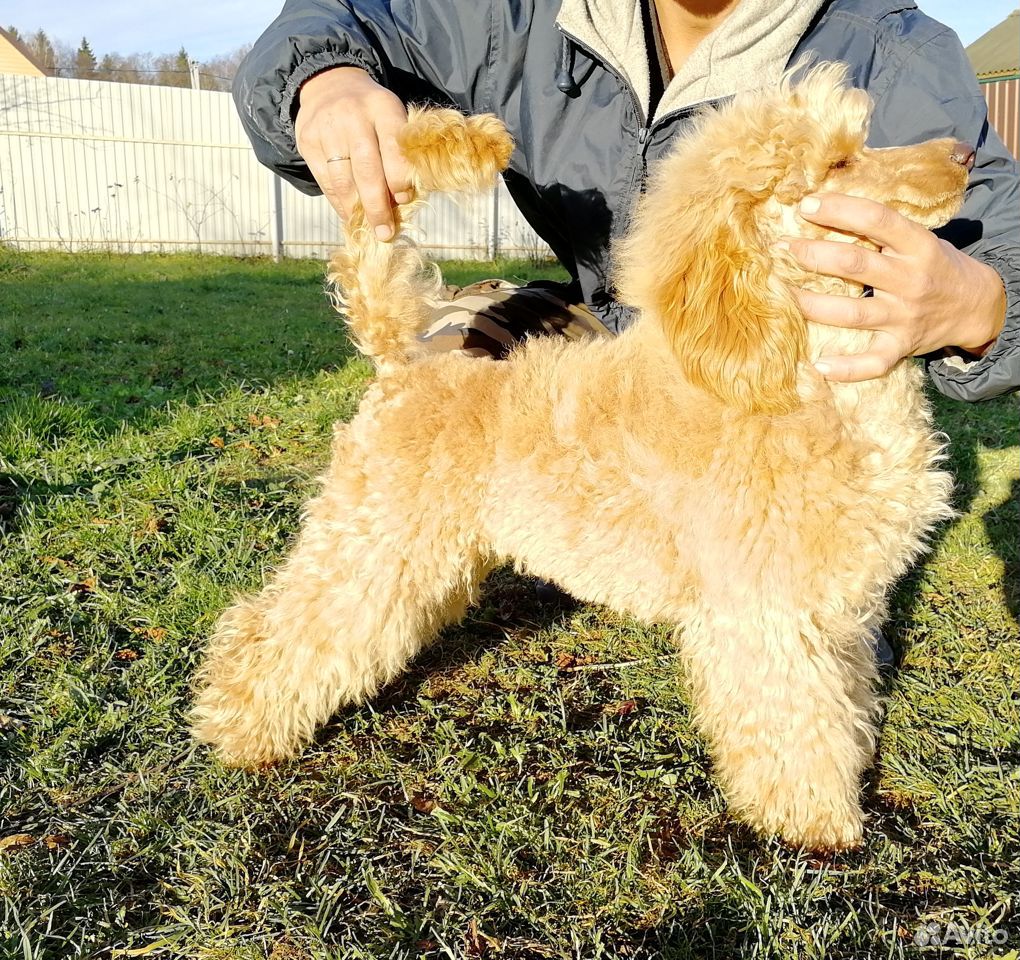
[682,605,880,850]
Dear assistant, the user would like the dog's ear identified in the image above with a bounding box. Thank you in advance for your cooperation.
[615,181,806,415]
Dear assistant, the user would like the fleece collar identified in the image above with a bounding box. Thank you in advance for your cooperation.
[556,0,828,123]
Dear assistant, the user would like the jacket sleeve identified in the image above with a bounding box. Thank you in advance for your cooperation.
[233,0,497,194]
[868,21,1020,401]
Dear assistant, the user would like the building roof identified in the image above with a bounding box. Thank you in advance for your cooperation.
[0,27,48,77]
[966,9,1020,80]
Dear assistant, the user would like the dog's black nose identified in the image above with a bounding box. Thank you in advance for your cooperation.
[950,141,975,171]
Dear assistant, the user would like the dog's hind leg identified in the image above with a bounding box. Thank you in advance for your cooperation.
[682,604,880,851]
[191,485,489,767]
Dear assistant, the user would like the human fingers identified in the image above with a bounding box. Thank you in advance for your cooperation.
[295,67,408,235]
[794,287,889,331]
[342,125,401,238]
[813,332,906,382]
[778,236,899,294]
[340,85,413,233]
[375,112,413,206]
[303,116,393,232]
[301,149,353,221]
[297,106,359,221]
[797,193,923,254]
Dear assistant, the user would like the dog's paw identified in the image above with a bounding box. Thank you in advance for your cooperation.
[786,810,864,853]
[753,803,865,853]
[190,701,290,769]
[400,108,514,194]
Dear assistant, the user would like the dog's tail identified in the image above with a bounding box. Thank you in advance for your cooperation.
[327,108,514,370]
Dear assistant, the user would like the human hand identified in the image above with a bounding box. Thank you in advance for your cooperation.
[295,66,411,240]
[781,194,1007,381]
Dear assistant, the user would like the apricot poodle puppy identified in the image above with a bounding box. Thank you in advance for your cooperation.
[193,64,969,851]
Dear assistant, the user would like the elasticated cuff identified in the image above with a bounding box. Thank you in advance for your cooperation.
[279,51,384,141]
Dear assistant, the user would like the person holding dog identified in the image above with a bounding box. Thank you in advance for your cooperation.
[232,0,1019,399]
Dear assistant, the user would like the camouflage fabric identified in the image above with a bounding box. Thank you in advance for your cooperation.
[416,280,613,359]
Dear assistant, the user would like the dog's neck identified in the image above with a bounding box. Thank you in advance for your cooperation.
[798,274,876,363]
[760,202,880,363]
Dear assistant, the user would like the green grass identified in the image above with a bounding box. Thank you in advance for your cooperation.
[1,250,1018,960]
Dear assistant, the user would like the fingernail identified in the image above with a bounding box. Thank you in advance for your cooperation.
[800,196,821,215]
[813,361,831,375]
[773,240,791,253]
[394,191,412,204]
[374,224,393,241]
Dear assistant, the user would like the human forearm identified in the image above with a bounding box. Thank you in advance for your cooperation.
[230,3,383,196]
[234,0,495,187]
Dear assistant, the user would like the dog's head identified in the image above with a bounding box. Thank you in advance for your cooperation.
[614,62,971,414]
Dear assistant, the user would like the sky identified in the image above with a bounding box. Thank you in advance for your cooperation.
[3,0,1017,61]
[4,0,286,60]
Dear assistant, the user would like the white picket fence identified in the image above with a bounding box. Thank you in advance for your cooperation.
[0,73,551,261]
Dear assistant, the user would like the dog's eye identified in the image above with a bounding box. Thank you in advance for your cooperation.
[830,158,853,170]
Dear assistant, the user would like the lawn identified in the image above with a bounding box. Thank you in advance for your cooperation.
[1,250,1018,960]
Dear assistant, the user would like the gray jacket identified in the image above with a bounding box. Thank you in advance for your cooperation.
[234,0,1020,401]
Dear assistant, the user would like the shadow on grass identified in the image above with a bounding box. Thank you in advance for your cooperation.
[888,389,1019,655]
[0,466,107,542]
[313,569,582,745]
[0,251,564,435]
[985,476,1019,624]
[0,258,360,535]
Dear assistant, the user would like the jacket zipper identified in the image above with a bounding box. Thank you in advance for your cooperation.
[650,100,726,140]
[554,27,712,159]
[554,25,650,155]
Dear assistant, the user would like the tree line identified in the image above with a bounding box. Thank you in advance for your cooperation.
[5,27,250,91]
